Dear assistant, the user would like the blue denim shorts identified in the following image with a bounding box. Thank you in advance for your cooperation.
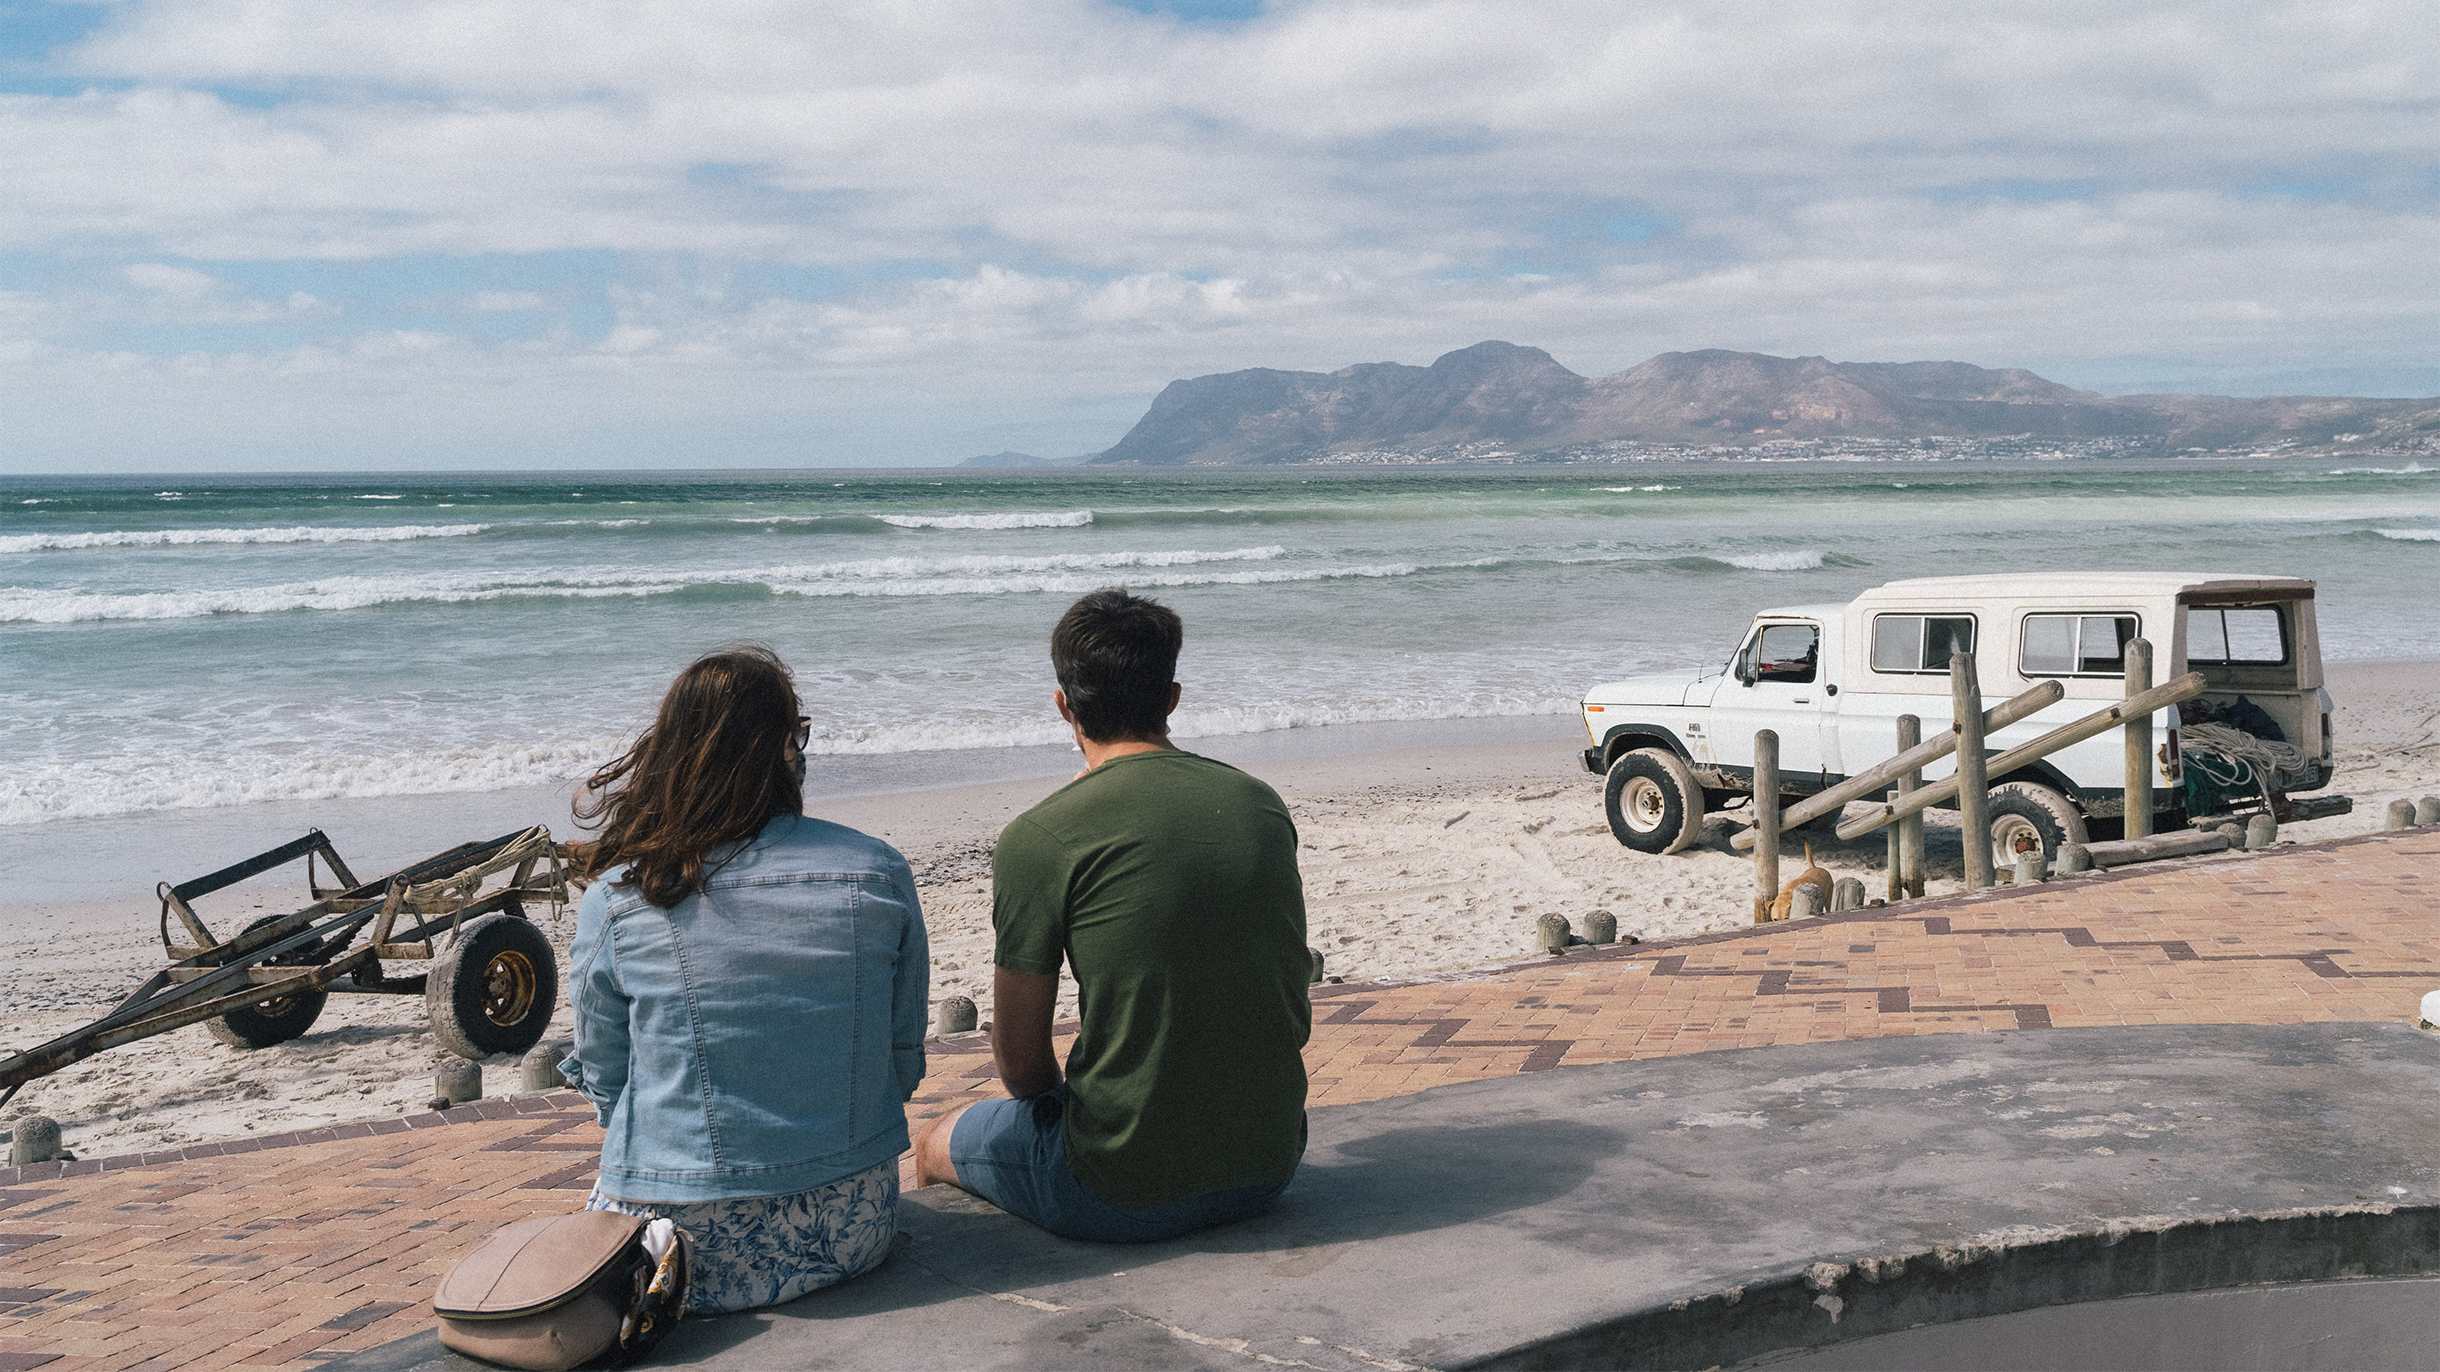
[948,1087,1293,1244]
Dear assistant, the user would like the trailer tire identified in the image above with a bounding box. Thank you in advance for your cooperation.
[1606,748,1704,855]
[205,916,329,1050]
[429,912,557,1061]
[1987,782,2088,873]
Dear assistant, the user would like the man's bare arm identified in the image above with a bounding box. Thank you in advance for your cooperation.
[992,966,1063,1099]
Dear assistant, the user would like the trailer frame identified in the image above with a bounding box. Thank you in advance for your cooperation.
[0,826,569,1108]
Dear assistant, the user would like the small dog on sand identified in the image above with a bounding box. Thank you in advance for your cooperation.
[1766,844,1834,921]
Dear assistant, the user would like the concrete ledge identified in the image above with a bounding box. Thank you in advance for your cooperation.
[335,1022,2440,1371]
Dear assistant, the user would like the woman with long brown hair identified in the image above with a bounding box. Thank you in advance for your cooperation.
[561,647,928,1313]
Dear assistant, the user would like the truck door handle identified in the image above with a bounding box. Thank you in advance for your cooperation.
[1793,697,1811,703]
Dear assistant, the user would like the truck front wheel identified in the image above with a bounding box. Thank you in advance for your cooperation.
[1987,782,2088,874]
[1606,748,1705,855]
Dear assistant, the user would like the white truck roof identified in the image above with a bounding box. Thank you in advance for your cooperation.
[1851,573,2314,604]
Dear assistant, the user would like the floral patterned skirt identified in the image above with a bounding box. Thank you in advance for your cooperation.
[585,1158,898,1315]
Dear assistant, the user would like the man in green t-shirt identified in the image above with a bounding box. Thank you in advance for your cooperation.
[913,588,1310,1241]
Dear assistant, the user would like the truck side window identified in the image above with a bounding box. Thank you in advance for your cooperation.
[1753,623,1819,684]
[2021,614,2140,676]
[2187,606,2289,665]
[1870,614,1976,673]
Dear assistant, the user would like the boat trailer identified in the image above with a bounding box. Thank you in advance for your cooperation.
[0,826,571,1109]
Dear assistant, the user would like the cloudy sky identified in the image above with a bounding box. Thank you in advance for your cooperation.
[4,0,2436,471]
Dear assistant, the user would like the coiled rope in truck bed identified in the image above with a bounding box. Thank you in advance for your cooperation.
[2181,722,2313,814]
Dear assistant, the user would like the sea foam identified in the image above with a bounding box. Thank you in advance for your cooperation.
[0,546,1303,623]
[875,510,1094,530]
[1723,550,1827,571]
[0,523,490,554]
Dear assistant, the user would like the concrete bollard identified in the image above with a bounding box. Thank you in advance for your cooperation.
[2418,797,2440,826]
[1789,885,1822,920]
[2057,842,2092,875]
[435,1062,481,1108]
[2014,853,2046,886]
[2385,799,2416,831]
[1831,877,1866,912]
[1583,910,1618,945]
[1307,948,1326,984]
[2245,814,2277,850]
[2216,821,2245,847]
[519,1042,571,1093]
[1537,913,1573,954]
[934,995,979,1036]
[7,1115,62,1166]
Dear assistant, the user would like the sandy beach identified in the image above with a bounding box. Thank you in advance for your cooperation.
[2,660,2432,1162]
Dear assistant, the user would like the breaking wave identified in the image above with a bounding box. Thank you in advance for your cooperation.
[1724,550,1827,571]
[0,736,630,827]
[2374,528,2440,541]
[770,561,1414,599]
[0,575,684,623]
[0,523,490,554]
[0,546,1329,623]
[875,510,1094,530]
[1646,550,1857,572]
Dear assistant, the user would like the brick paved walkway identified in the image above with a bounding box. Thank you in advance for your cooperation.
[3,830,2434,1372]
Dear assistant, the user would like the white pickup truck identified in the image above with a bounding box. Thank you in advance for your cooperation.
[1579,573,2346,867]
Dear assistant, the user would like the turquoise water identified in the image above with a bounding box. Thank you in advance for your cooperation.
[3,461,2435,829]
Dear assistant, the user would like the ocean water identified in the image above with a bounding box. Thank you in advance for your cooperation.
[3,461,2436,833]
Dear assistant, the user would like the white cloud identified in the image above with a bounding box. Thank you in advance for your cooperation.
[1,0,2436,468]
[109,261,330,323]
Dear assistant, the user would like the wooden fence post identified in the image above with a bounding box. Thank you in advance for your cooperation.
[1953,651,1993,891]
[1893,713,1925,900]
[2125,637,2154,840]
[1753,729,1780,924]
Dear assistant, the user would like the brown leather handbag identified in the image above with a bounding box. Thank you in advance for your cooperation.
[433,1211,688,1370]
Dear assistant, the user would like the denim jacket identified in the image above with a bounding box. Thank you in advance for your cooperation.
[563,813,929,1203]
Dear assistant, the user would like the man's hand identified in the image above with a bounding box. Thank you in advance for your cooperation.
[993,965,1063,1099]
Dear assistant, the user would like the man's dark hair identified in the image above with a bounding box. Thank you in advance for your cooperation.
[1052,588,1183,743]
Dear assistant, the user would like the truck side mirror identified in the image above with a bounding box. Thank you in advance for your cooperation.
[1737,655,1758,687]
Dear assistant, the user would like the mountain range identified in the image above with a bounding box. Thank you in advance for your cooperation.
[1089,343,2440,465]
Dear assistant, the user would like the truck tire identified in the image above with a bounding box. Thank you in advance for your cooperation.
[1606,748,1705,855]
[428,911,558,1061]
[1987,782,2088,873]
[206,915,329,1050]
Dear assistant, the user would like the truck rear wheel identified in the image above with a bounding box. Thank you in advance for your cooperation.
[1987,782,2087,873]
[1606,748,1704,855]
[428,911,558,1061]
[206,915,329,1050]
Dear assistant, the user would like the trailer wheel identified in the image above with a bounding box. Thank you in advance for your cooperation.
[1606,748,1704,855]
[1987,782,2088,873]
[429,912,558,1061]
[205,916,329,1050]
